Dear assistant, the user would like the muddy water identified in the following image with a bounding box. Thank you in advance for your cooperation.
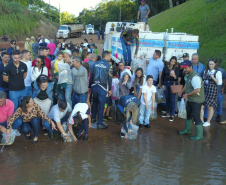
[1,112,226,184]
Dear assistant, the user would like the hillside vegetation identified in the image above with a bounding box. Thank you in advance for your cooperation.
[148,0,226,68]
[0,1,59,40]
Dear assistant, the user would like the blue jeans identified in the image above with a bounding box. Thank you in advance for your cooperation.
[204,90,224,118]
[25,86,32,96]
[120,38,131,64]
[72,92,88,108]
[9,89,26,111]
[91,85,107,125]
[59,84,72,107]
[139,103,152,125]
[164,81,176,116]
[0,87,9,98]
[0,116,22,129]
[22,118,52,137]
[78,119,89,136]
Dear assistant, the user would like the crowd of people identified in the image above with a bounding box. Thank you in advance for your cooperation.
[0,34,225,144]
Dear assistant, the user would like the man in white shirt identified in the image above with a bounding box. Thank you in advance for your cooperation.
[146,50,164,87]
[21,50,32,96]
[48,100,72,139]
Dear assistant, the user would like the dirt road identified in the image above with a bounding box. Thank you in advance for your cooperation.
[0,34,104,57]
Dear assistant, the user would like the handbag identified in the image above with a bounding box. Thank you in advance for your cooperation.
[170,81,183,94]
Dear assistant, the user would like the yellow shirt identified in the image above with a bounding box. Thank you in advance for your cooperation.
[54,60,60,74]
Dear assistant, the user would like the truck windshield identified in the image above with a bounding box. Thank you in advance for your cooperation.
[87,25,93,28]
[59,26,68,30]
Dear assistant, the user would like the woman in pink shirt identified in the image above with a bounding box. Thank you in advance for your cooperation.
[0,91,22,133]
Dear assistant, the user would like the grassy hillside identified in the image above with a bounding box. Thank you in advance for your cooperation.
[0,1,59,40]
[148,0,226,68]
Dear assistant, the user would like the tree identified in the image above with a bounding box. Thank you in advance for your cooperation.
[61,11,76,24]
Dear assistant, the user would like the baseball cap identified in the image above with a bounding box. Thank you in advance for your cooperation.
[63,49,71,56]
[181,60,192,68]
[141,0,145,2]
[182,53,189,58]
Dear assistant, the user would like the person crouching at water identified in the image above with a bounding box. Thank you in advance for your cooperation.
[120,101,139,139]
[7,96,57,143]
[32,75,54,135]
[68,103,90,141]
[47,100,72,142]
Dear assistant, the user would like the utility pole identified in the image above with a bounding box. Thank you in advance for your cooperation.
[59,1,61,24]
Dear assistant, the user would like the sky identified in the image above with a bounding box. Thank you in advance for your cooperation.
[43,0,103,16]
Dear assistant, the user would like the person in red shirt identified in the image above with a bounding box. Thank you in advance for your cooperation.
[32,47,52,80]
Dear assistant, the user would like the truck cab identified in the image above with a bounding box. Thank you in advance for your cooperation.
[56,25,71,39]
[85,24,94,34]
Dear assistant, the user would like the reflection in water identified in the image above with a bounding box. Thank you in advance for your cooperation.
[0,116,226,184]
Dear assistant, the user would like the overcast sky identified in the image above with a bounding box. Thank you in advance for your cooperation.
[43,0,103,16]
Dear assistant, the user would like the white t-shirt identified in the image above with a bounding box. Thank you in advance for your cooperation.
[140,84,157,105]
[21,60,32,86]
[83,43,89,48]
[39,39,50,44]
[31,66,48,82]
[68,103,89,125]
[120,68,132,80]
[48,102,72,122]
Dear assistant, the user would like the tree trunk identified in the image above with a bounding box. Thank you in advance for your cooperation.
[169,0,173,8]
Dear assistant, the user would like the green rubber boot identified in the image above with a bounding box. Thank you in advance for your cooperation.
[190,124,203,140]
[178,120,192,135]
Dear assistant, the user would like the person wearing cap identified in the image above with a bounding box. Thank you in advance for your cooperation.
[120,28,139,66]
[39,38,47,48]
[24,38,32,53]
[181,53,189,61]
[30,36,35,61]
[0,52,10,96]
[63,44,72,56]
[137,0,150,31]
[191,53,205,77]
[178,60,205,140]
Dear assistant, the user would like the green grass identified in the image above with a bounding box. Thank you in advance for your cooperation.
[148,0,226,68]
[0,1,39,39]
[0,1,59,40]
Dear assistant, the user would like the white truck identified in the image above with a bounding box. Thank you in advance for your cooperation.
[85,24,94,34]
[104,21,199,68]
[56,24,84,39]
